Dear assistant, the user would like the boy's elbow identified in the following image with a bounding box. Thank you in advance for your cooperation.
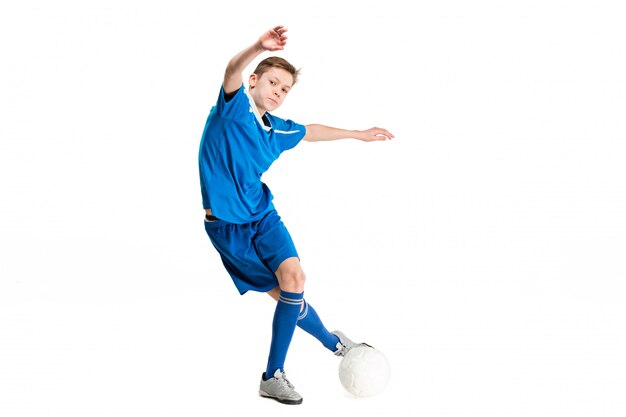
[303,125,317,142]
[223,66,242,95]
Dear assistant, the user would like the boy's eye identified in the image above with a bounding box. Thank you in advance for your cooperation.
[270,81,276,85]
[282,88,288,93]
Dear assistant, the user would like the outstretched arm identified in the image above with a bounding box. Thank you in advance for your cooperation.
[223,26,288,94]
[303,124,394,142]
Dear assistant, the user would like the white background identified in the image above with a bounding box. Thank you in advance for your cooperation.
[1,1,625,416]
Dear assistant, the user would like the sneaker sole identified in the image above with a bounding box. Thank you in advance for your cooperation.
[259,391,303,405]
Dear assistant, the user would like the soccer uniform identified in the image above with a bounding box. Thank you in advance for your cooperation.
[199,81,344,392]
[198,83,306,294]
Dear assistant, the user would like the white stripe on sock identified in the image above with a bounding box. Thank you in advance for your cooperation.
[298,300,309,321]
[278,295,303,306]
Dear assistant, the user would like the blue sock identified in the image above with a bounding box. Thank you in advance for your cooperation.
[297,300,341,352]
[264,290,304,380]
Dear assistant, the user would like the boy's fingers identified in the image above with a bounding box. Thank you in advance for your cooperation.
[373,130,393,140]
[375,128,394,138]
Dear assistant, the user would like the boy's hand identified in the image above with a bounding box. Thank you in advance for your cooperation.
[357,127,395,142]
[258,26,288,51]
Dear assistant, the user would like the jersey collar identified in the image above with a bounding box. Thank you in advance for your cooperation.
[244,87,272,132]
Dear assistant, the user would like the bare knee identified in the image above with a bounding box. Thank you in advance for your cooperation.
[276,258,306,293]
[279,268,306,293]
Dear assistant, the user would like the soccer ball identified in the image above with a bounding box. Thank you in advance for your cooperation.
[338,344,391,397]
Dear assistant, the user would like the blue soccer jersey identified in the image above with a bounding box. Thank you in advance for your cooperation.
[198,84,306,224]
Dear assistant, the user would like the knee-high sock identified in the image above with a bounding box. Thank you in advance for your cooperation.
[297,299,340,352]
[264,290,304,380]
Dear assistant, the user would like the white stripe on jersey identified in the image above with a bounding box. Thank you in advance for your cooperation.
[274,129,301,135]
[244,88,272,131]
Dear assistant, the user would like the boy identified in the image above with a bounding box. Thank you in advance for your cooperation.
[198,26,393,405]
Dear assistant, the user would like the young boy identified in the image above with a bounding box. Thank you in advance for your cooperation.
[198,26,393,405]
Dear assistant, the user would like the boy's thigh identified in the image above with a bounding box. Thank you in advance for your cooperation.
[253,210,300,274]
[205,218,277,294]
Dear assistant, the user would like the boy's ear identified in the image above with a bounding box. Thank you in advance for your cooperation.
[249,73,257,88]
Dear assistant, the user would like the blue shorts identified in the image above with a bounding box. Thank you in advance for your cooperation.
[204,210,299,295]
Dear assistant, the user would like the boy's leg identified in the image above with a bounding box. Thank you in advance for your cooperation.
[264,257,305,380]
[267,286,341,353]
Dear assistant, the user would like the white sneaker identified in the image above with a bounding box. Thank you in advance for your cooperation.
[332,330,357,356]
[259,369,303,405]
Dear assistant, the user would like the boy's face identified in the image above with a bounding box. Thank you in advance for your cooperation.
[248,67,294,114]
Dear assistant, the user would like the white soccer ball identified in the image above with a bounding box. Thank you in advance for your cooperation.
[338,344,391,397]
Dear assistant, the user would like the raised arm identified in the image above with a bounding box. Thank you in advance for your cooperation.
[303,124,394,142]
[223,26,289,94]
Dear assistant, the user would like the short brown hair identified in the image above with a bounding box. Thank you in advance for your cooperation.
[253,56,300,85]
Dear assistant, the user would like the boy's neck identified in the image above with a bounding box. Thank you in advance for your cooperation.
[260,112,271,127]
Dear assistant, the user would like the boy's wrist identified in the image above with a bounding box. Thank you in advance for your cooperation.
[254,40,268,52]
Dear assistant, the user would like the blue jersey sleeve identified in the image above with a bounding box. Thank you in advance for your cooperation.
[273,118,306,153]
[214,84,248,119]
